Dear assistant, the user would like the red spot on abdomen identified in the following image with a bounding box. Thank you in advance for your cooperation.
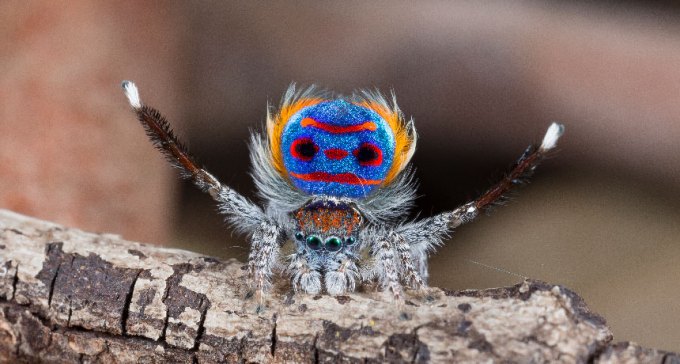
[324,148,348,160]
[290,171,382,185]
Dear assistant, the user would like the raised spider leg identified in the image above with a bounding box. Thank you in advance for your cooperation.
[287,250,322,295]
[397,123,565,254]
[121,81,266,233]
[122,81,277,298]
[470,123,564,217]
[324,252,360,296]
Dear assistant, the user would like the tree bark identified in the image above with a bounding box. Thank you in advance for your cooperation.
[0,209,676,363]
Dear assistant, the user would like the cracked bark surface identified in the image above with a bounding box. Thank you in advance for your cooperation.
[0,209,677,363]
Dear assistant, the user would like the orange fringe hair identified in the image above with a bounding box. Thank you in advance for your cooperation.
[358,96,417,186]
[267,96,323,179]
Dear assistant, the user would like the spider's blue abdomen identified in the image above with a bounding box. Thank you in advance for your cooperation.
[280,100,396,198]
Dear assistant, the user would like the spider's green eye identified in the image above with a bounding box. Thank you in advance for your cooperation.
[325,236,343,252]
[295,231,304,241]
[345,236,356,245]
[306,235,322,250]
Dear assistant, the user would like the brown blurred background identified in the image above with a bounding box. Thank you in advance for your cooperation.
[2,1,679,352]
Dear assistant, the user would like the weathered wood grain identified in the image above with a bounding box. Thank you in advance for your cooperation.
[0,209,677,363]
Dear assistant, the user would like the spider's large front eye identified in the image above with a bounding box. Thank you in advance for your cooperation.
[325,236,343,252]
[353,142,383,166]
[291,137,318,161]
[306,235,323,250]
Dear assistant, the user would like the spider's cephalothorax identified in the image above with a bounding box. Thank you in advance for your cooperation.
[288,198,364,295]
[291,199,363,250]
[122,81,564,300]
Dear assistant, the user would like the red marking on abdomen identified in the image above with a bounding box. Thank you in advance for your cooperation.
[301,118,377,134]
[324,148,348,160]
[290,171,382,185]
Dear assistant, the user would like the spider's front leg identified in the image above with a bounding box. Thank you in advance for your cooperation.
[248,222,284,301]
[393,233,424,290]
[370,231,407,300]
[324,252,360,296]
[287,250,322,295]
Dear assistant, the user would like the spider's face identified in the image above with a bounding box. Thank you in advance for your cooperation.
[291,199,363,254]
[281,100,396,198]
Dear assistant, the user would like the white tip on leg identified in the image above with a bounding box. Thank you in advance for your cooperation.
[121,80,141,109]
[540,122,564,151]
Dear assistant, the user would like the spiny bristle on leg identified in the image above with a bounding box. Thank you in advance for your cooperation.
[540,122,565,152]
[121,80,142,109]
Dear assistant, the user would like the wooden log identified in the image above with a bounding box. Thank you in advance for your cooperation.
[0,209,677,363]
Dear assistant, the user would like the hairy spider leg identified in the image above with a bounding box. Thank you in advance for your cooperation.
[472,123,565,215]
[122,82,216,191]
[401,123,563,237]
[372,232,404,301]
[122,81,276,299]
[395,123,564,293]
[394,234,423,289]
[249,223,283,301]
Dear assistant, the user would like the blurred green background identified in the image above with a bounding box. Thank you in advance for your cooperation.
[2,1,679,353]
